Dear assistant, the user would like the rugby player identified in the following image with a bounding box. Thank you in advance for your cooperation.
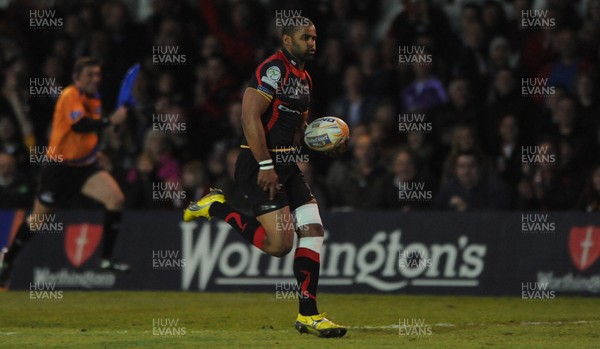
[0,57,130,288]
[183,17,348,338]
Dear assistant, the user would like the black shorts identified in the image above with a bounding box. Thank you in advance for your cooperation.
[37,162,102,207]
[235,149,314,216]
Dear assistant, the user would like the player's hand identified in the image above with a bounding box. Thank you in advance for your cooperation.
[449,196,467,212]
[257,168,280,200]
[324,138,349,157]
[109,106,128,125]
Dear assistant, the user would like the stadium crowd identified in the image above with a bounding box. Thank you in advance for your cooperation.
[0,0,599,212]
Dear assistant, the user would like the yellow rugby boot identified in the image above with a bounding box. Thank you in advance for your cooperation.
[183,188,226,222]
[295,312,347,338]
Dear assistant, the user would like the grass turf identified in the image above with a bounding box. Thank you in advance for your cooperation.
[1,292,599,348]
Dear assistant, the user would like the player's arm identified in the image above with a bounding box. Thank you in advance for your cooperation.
[241,87,279,199]
[241,87,272,162]
[71,106,127,133]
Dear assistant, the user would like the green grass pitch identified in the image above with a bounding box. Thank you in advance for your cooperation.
[1,292,599,348]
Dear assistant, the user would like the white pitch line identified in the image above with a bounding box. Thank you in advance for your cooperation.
[350,320,600,330]
[2,320,598,336]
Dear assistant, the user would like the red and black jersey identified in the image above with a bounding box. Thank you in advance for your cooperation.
[245,48,312,148]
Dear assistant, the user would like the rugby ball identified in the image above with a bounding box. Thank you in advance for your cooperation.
[303,116,350,151]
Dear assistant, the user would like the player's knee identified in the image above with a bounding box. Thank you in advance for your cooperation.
[107,191,125,210]
[270,244,292,258]
[268,237,293,257]
[298,223,324,237]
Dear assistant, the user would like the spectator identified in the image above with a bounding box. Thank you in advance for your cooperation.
[128,130,181,185]
[483,68,537,145]
[400,49,448,113]
[481,0,509,42]
[459,2,481,33]
[214,147,251,213]
[326,134,388,209]
[537,28,595,96]
[454,20,488,96]
[0,152,32,209]
[220,99,244,150]
[346,19,371,62]
[487,37,515,77]
[1,58,34,149]
[578,164,600,212]
[405,132,435,178]
[384,147,433,211]
[434,150,510,211]
[388,0,458,67]
[0,115,29,173]
[527,140,581,210]
[297,161,330,210]
[488,113,524,189]
[201,55,237,122]
[328,65,378,128]
[587,0,600,24]
[543,96,597,165]
[441,124,485,183]
[434,77,481,150]
[322,0,356,42]
[313,37,345,115]
[29,55,66,145]
[198,0,262,78]
[574,74,600,130]
[181,160,209,208]
[360,44,393,99]
[126,153,167,209]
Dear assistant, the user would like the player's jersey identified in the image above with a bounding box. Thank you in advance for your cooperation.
[47,85,101,165]
[245,48,312,148]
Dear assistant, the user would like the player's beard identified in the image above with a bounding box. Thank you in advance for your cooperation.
[305,49,316,61]
[291,43,315,63]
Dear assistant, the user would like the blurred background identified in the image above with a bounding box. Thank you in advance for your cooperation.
[0,0,599,212]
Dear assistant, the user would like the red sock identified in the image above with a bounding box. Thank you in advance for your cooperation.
[293,247,320,316]
[209,202,266,250]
